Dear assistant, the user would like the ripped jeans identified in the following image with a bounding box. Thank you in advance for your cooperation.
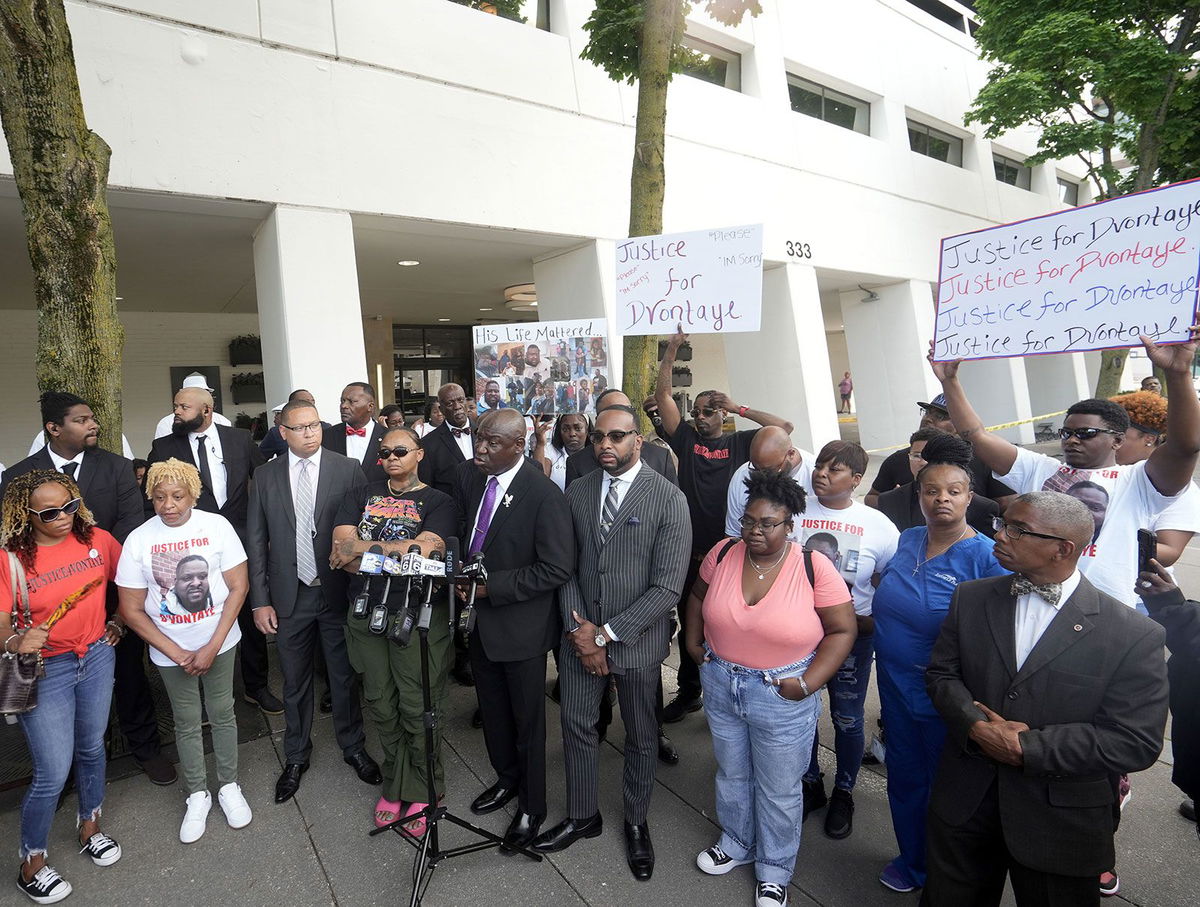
[18,638,115,859]
[803,633,874,792]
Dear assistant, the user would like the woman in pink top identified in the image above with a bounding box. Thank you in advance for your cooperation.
[684,470,855,907]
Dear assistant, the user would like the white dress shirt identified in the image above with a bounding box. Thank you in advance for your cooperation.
[597,459,642,525]
[448,422,473,460]
[190,427,228,508]
[344,424,370,464]
[46,446,86,484]
[471,456,523,533]
[1013,570,1081,671]
[287,446,323,505]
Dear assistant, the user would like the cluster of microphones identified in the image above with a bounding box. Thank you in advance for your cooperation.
[350,534,488,647]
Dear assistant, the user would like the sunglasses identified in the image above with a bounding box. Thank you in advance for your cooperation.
[1058,427,1122,441]
[378,446,415,460]
[690,407,721,419]
[589,430,638,445]
[28,497,82,522]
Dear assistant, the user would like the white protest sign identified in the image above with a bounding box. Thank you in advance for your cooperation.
[932,178,1200,361]
[615,224,763,335]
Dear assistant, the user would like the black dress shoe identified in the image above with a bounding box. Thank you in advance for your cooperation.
[471,707,484,729]
[136,753,177,786]
[275,762,309,803]
[470,782,516,815]
[531,813,603,853]
[662,692,702,723]
[657,731,679,766]
[624,821,655,880]
[451,660,475,687]
[319,689,333,713]
[344,750,383,784]
[501,811,544,855]
[244,687,285,715]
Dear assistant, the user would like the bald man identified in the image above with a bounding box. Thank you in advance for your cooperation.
[723,426,816,540]
[923,491,1168,906]
[147,385,279,713]
[564,390,678,489]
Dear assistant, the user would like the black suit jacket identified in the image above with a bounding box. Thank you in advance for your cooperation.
[1,447,144,543]
[419,421,473,497]
[877,481,999,536]
[245,450,368,617]
[926,573,1168,876]
[563,441,678,489]
[453,458,574,662]
[322,421,387,483]
[147,424,265,537]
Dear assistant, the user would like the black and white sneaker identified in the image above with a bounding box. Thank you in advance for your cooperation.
[696,844,753,875]
[756,881,788,906]
[78,832,121,867]
[16,865,72,904]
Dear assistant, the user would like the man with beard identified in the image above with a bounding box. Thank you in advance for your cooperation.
[479,380,506,415]
[147,386,280,714]
[152,373,231,440]
[167,555,213,615]
[524,344,550,385]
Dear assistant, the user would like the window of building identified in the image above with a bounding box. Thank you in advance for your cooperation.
[787,74,870,135]
[393,325,474,416]
[904,0,978,34]
[678,34,741,92]
[1057,178,1080,206]
[908,120,963,166]
[993,153,1032,190]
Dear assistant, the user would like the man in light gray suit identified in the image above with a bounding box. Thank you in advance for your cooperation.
[245,399,382,804]
[532,405,691,881]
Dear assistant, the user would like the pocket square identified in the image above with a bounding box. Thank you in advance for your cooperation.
[626,516,641,525]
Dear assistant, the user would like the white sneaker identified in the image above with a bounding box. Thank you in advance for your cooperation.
[218,782,252,829]
[696,844,753,875]
[756,882,788,907]
[179,791,211,844]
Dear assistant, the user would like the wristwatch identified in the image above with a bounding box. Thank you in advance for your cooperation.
[593,631,608,648]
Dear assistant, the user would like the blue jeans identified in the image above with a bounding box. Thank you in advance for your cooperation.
[18,639,116,859]
[700,648,821,886]
[804,633,874,792]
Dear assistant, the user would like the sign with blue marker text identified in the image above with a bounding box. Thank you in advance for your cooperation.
[615,224,763,335]
[932,178,1200,362]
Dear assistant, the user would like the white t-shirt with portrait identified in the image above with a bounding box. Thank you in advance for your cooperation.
[998,446,1182,607]
[115,508,246,667]
[795,498,899,617]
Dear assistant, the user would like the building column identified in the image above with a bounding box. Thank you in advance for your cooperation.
[957,356,1036,443]
[840,280,940,452]
[724,263,836,454]
[253,206,368,424]
[1024,352,1089,424]
[532,239,622,383]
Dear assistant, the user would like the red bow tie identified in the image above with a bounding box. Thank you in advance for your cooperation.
[451,427,469,439]
[346,425,367,437]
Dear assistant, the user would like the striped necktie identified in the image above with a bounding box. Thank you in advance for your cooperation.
[600,477,620,542]
[295,459,318,585]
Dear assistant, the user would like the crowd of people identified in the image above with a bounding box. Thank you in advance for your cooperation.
[0,326,1197,906]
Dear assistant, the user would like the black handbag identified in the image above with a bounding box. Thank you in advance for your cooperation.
[0,551,44,715]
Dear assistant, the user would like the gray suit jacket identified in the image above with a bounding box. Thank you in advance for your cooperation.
[560,463,691,671]
[245,449,367,618]
[926,573,1168,876]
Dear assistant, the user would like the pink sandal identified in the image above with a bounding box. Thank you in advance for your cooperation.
[374,797,404,829]
[400,801,429,837]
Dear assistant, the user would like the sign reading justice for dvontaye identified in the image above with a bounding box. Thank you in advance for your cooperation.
[932,178,1200,361]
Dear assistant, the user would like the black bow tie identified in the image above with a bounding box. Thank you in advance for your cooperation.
[451,427,469,439]
[1011,576,1062,606]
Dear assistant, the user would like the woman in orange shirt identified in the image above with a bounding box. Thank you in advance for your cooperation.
[685,470,856,907]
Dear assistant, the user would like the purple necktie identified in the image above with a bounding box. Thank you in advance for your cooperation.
[469,476,499,555]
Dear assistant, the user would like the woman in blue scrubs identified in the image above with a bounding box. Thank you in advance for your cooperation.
[872,434,1008,893]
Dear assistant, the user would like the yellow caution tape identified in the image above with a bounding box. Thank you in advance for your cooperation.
[864,410,1069,455]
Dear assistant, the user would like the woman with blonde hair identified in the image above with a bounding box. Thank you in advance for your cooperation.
[0,470,124,904]
[116,458,251,845]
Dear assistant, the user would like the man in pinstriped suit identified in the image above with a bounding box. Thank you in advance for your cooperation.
[532,405,692,881]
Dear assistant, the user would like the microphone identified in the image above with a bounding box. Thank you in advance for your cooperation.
[417,551,444,632]
[443,539,459,632]
[352,545,385,619]
[458,553,485,637]
[387,544,425,645]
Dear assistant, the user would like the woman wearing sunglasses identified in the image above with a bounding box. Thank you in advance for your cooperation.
[0,470,124,904]
[331,426,459,832]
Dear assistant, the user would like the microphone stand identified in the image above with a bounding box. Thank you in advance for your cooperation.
[370,555,541,907]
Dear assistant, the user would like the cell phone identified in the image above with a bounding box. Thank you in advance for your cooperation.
[1137,528,1157,574]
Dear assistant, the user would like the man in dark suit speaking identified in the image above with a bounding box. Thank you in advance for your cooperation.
[923,491,1168,906]
[533,405,690,880]
[453,409,574,852]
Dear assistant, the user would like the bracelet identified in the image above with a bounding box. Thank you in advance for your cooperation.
[737,405,749,417]
[3,633,18,654]
[798,675,811,698]
[106,620,126,638]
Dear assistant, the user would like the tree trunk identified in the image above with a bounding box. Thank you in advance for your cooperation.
[1093,349,1128,399]
[622,0,679,430]
[0,1,123,453]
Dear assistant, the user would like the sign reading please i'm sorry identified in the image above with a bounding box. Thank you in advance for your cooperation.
[932,178,1200,362]
[615,224,764,335]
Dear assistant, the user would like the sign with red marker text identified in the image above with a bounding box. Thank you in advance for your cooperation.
[932,179,1200,362]
[615,224,763,335]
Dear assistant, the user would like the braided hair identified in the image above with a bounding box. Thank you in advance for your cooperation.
[915,433,975,490]
[0,470,95,571]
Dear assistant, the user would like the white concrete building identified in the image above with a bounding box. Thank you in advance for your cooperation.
[0,0,1095,465]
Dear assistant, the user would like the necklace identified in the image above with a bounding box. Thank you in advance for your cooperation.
[387,476,423,495]
[747,547,789,580]
[913,526,969,576]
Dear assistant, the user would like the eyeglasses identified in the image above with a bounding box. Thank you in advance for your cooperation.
[589,430,638,445]
[28,498,82,522]
[1058,427,1122,441]
[282,421,322,435]
[991,516,1069,543]
[908,452,926,461]
[378,446,415,460]
[690,407,720,419]
[738,516,790,533]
